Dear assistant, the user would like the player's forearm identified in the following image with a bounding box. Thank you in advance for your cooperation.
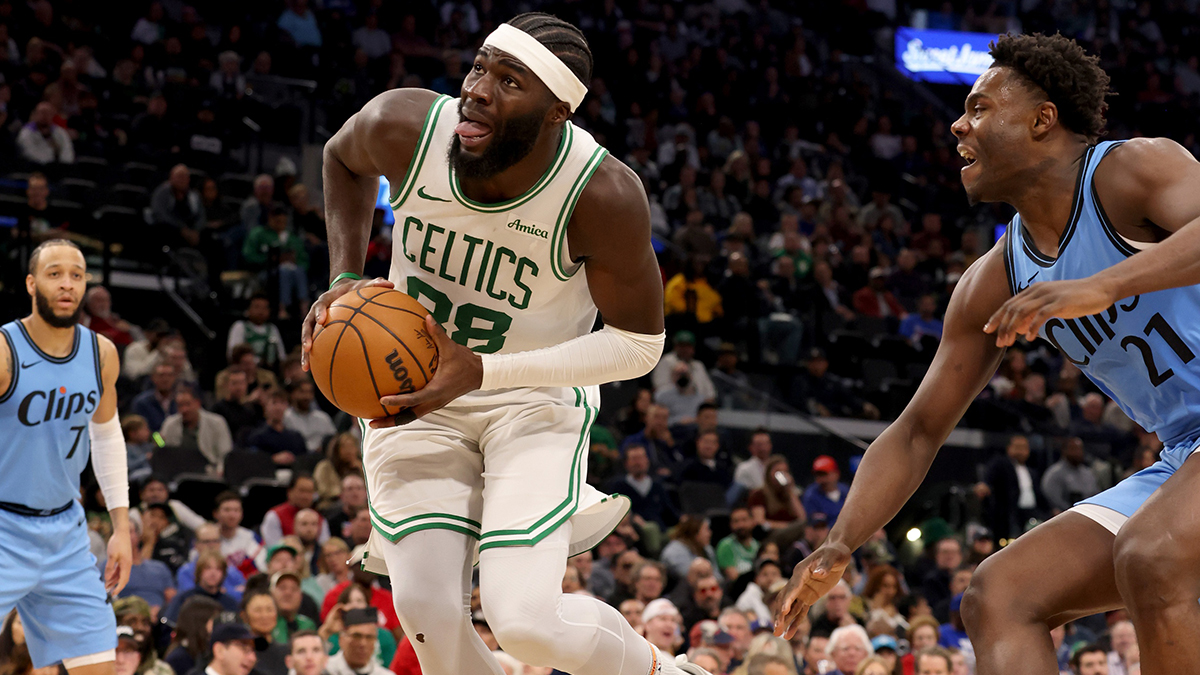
[322,141,380,280]
[825,420,942,552]
[109,506,129,529]
[479,325,665,390]
[1098,216,1200,301]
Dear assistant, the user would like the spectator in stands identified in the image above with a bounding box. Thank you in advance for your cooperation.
[265,542,301,576]
[163,595,223,674]
[785,512,830,570]
[81,286,138,347]
[304,537,351,605]
[1041,436,1100,516]
[119,519,176,617]
[1107,620,1136,675]
[605,549,643,605]
[803,259,857,328]
[863,565,907,635]
[243,203,310,318]
[177,523,247,601]
[653,330,717,399]
[718,608,753,668]
[17,101,73,165]
[210,50,247,100]
[642,599,684,657]
[716,506,759,582]
[150,164,205,246]
[320,583,398,664]
[1070,644,1108,675]
[935,594,970,655]
[138,476,206,532]
[626,560,666,608]
[346,509,371,549]
[164,550,241,623]
[853,267,906,321]
[241,174,275,234]
[161,339,198,386]
[286,630,328,675]
[226,293,287,370]
[661,515,717,580]
[803,455,850,524]
[801,632,831,675]
[113,625,142,675]
[656,360,710,426]
[735,559,782,625]
[285,379,336,454]
[790,348,880,419]
[121,415,154,484]
[1069,392,1135,459]
[915,647,952,675]
[270,571,316,642]
[920,538,963,612]
[605,443,677,530]
[313,433,361,510]
[240,590,291,675]
[131,362,178,432]
[824,624,872,675]
[213,369,264,444]
[749,455,806,530]
[899,294,944,345]
[205,619,260,675]
[249,388,309,468]
[160,386,233,475]
[812,581,864,635]
[213,491,262,579]
[622,404,684,480]
[130,93,178,162]
[122,318,172,381]
[278,0,322,49]
[888,249,931,313]
[326,608,391,675]
[680,430,734,487]
[112,596,173,675]
[324,473,367,543]
[290,508,324,575]
[141,502,190,573]
[682,587,728,651]
[711,342,754,409]
[733,429,774,494]
[977,434,1044,542]
[899,616,940,675]
[261,473,331,548]
[13,171,66,245]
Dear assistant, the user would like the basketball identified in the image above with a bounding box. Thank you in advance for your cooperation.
[309,287,439,420]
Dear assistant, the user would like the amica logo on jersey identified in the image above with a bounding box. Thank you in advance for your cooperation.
[506,218,549,240]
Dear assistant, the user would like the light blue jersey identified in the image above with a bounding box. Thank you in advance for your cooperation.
[1004,140,1200,520]
[1004,140,1200,448]
[0,319,114,667]
[0,320,103,511]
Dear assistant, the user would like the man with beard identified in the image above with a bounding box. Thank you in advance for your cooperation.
[302,11,709,675]
[775,33,1200,675]
[0,239,132,675]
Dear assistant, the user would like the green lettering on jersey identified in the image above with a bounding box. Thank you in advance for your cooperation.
[474,241,494,293]
[406,277,452,324]
[459,234,483,288]
[419,223,444,274]
[437,229,458,283]
[401,217,421,263]
[510,257,538,310]
[487,246,516,302]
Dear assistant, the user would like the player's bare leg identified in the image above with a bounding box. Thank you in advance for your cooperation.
[962,512,1123,674]
[1114,454,1200,674]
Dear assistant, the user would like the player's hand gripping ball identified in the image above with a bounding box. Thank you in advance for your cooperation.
[309,287,439,420]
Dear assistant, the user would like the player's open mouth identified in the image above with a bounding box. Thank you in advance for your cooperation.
[455,119,493,148]
[958,145,978,171]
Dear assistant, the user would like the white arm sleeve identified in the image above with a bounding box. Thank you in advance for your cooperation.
[88,416,129,510]
[479,325,665,390]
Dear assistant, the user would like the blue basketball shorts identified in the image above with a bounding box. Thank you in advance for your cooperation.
[0,501,116,667]
[1073,436,1200,534]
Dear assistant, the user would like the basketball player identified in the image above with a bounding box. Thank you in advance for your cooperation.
[774,33,1200,674]
[0,239,132,673]
[301,13,711,675]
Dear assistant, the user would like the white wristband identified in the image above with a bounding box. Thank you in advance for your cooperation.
[89,415,130,510]
[480,325,665,390]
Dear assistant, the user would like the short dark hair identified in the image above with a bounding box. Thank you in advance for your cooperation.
[214,490,242,508]
[229,343,256,365]
[988,33,1111,142]
[248,292,270,305]
[144,503,173,521]
[28,239,83,275]
[917,647,953,672]
[288,472,314,490]
[507,13,593,85]
[288,629,324,654]
[697,402,718,415]
[1071,643,1107,669]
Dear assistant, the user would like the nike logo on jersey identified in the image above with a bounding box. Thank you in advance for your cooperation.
[1016,271,1040,293]
[417,186,450,202]
[20,360,40,369]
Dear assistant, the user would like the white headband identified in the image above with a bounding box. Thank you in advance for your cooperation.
[482,23,588,112]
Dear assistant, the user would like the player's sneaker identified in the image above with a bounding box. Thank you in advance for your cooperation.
[674,654,714,675]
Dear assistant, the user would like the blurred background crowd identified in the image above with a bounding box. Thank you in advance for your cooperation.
[3,0,1198,673]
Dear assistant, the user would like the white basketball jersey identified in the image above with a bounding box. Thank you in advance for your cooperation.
[387,94,608,355]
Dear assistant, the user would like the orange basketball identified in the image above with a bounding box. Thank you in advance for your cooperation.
[309,287,439,420]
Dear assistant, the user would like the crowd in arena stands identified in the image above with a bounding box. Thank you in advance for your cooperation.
[1,0,1193,674]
